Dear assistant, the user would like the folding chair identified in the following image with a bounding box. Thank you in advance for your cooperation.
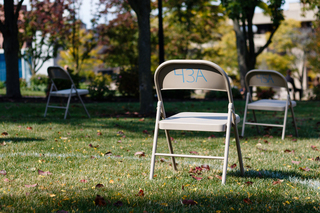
[150,60,244,184]
[241,70,298,140]
[44,66,90,119]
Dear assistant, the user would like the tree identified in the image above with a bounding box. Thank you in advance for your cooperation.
[0,0,24,98]
[20,0,73,76]
[221,0,285,87]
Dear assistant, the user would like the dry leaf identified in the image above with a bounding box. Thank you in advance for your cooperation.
[245,181,253,186]
[134,151,145,157]
[105,152,112,156]
[38,169,52,176]
[26,127,33,130]
[191,175,203,181]
[0,170,6,175]
[95,195,107,206]
[272,179,284,185]
[25,183,38,188]
[135,189,144,197]
[243,198,252,204]
[292,161,300,164]
[189,151,199,155]
[1,132,8,136]
[95,183,105,188]
[215,175,222,180]
[80,179,88,183]
[182,199,197,205]
[299,167,311,171]
[230,164,237,169]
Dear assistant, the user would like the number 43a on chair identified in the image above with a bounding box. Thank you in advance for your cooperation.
[174,69,207,83]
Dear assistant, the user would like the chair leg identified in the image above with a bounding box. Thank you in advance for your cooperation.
[233,123,244,176]
[252,110,260,134]
[222,104,233,184]
[290,105,298,138]
[281,99,289,140]
[78,94,90,118]
[165,130,177,171]
[150,101,162,180]
[241,100,248,137]
[44,85,53,117]
[64,94,72,119]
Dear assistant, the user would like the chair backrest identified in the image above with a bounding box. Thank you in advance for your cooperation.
[48,66,72,81]
[154,60,233,103]
[245,69,289,92]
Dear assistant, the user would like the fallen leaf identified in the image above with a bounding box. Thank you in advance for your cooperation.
[26,127,33,130]
[135,189,144,197]
[230,164,237,169]
[56,210,69,213]
[245,165,252,168]
[311,145,319,151]
[191,175,203,181]
[1,132,8,136]
[38,169,52,176]
[284,149,294,153]
[264,140,269,144]
[272,179,284,185]
[117,140,122,143]
[182,199,197,205]
[292,161,300,164]
[105,152,112,156]
[215,175,222,180]
[201,165,210,171]
[25,183,38,188]
[134,151,145,157]
[315,156,320,161]
[80,179,88,183]
[245,181,253,186]
[95,195,107,206]
[113,200,123,207]
[89,144,99,148]
[299,167,311,171]
[189,151,199,154]
[97,132,102,136]
[182,185,184,190]
[0,142,6,146]
[95,183,105,188]
[90,156,95,159]
[139,118,145,121]
[243,198,252,204]
[0,170,6,175]
[142,130,148,134]
[117,131,124,135]
[292,138,297,142]
[49,194,56,197]
[61,137,68,140]
[160,158,166,162]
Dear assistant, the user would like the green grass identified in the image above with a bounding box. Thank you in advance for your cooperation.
[0,88,46,97]
[0,100,320,212]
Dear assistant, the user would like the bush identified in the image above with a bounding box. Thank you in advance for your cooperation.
[30,74,48,86]
[256,87,275,99]
[0,81,5,89]
[313,86,320,100]
[88,73,113,100]
[205,87,243,100]
[19,78,27,89]
[116,67,139,98]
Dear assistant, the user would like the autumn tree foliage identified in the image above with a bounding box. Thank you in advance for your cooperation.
[0,0,24,98]
[21,0,74,76]
[221,0,285,88]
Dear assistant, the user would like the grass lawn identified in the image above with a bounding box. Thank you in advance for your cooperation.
[0,88,46,97]
[0,100,319,212]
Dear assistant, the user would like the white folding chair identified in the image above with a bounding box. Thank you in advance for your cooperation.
[150,60,244,184]
[241,70,298,140]
[44,66,90,119]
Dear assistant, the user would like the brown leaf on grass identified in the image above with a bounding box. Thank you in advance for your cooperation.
[134,151,145,157]
[182,185,184,190]
[25,183,38,188]
[105,152,112,156]
[0,170,6,175]
[292,138,297,142]
[215,175,222,180]
[182,199,197,205]
[80,179,88,183]
[139,118,145,121]
[38,169,52,176]
[311,145,319,151]
[117,140,122,143]
[292,161,301,164]
[1,132,8,136]
[245,181,253,186]
[284,149,295,153]
[90,156,95,159]
[95,195,107,206]
[208,134,216,139]
[230,164,237,169]
[135,189,144,197]
[272,179,284,185]
[97,132,102,136]
[27,127,33,130]
[56,210,69,213]
[264,140,269,144]
[191,175,203,181]
[189,151,199,155]
[113,200,123,207]
[169,163,178,167]
[89,144,99,148]
[207,176,214,180]
[315,156,320,161]
[243,198,252,204]
[117,130,124,135]
[95,183,105,188]
[142,130,148,134]
[299,167,311,171]
[160,158,166,162]
[245,165,252,168]
[201,165,210,171]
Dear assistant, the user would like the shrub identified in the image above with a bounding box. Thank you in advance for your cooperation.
[19,78,27,89]
[116,67,139,98]
[30,74,48,86]
[0,81,5,89]
[313,86,320,100]
[256,87,275,99]
[88,73,113,100]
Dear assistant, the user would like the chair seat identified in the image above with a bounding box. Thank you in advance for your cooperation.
[159,112,240,132]
[247,99,296,111]
[50,89,89,97]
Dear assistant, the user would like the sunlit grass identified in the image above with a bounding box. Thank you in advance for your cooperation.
[0,100,319,212]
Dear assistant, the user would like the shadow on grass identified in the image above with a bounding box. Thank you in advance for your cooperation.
[0,137,45,143]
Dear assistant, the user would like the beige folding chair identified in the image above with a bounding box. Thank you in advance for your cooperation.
[241,70,298,140]
[150,60,244,184]
[44,66,90,119]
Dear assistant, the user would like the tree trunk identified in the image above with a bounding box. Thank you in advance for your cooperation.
[233,19,248,88]
[128,0,153,115]
[2,0,22,98]
[158,0,164,64]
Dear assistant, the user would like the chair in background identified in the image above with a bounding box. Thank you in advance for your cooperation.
[241,70,298,140]
[150,60,244,184]
[44,66,90,119]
